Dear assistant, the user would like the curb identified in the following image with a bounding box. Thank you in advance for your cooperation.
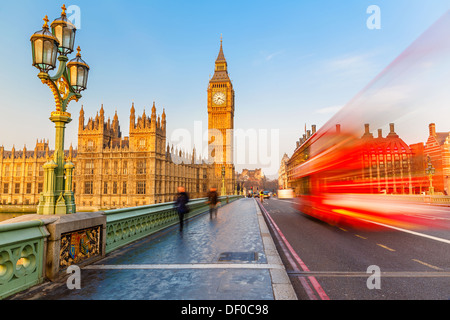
[253,199,298,300]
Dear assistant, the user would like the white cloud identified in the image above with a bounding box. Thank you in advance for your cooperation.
[265,50,284,61]
[252,50,285,66]
[324,51,381,80]
[329,55,367,69]
[316,105,343,114]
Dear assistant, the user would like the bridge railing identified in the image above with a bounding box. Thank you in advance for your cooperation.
[104,195,241,253]
[0,220,49,299]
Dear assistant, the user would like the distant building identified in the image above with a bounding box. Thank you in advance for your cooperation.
[359,123,413,194]
[424,123,450,194]
[409,142,428,194]
[237,168,266,192]
[74,103,211,210]
[0,140,55,205]
[286,125,317,195]
[0,104,212,210]
[278,153,289,189]
[286,123,420,195]
[238,168,265,182]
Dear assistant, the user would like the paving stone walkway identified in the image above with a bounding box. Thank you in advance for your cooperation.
[11,198,296,300]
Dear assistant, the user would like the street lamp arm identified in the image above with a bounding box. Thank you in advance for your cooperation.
[41,77,63,111]
[38,55,81,112]
[49,55,68,81]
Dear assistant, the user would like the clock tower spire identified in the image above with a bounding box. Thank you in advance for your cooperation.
[207,37,235,195]
[211,35,230,82]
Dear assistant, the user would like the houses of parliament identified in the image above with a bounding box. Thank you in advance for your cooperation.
[0,40,236,211]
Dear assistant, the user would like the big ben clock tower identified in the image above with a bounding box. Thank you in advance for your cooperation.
[207,37,235,195]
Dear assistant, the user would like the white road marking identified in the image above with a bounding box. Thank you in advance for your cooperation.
[360,219,450,245]
[288,271,450,277]
[84,263,285,270]
[272,198,450,245]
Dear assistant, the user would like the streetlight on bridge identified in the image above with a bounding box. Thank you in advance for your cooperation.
[30,5,90,215]
[221,166,226,196]
[425,156,435,196]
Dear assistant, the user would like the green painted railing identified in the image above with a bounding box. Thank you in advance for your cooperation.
[0,220,49,299]
[104,195,242,253]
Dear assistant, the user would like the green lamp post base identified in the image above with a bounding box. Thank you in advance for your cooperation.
[37,112,75,215]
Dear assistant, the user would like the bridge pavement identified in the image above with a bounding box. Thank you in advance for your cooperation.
[9,198,296,300]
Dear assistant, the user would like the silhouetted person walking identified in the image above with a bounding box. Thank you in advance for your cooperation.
[206,187,219,219]
[175,186,189,231]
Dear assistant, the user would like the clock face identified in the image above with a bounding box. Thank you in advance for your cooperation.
[213,92,226,105]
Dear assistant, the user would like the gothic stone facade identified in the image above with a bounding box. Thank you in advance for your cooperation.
[75,103,212,211]
[0,104,213,211]
[0,140,60,206]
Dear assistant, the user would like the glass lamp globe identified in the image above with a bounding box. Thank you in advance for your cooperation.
[50,4,76,56]
[67,46,90,93]
[30,16,60,73]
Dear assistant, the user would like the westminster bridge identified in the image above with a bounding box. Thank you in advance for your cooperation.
[0,195,296,300]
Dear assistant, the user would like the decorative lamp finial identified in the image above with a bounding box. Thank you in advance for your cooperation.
[43,15,49,29]
[61,4,67,16]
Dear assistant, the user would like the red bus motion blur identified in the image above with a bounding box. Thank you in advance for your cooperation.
[288,124,446,230]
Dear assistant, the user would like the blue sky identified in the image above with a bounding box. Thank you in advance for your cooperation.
[1,1,450,176]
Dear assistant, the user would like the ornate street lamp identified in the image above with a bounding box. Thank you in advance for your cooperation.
[67,46,90,93]
[425,156,435,195]
[50,4,76,55]
[221,166,226,196]
[30,16,59,74]
[31,5,90,215]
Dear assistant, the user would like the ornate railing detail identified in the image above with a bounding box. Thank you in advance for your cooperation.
[0,221,49,299]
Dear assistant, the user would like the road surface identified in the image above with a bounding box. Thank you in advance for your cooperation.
[258,197,450,300]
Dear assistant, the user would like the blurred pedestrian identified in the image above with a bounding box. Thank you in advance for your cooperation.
[175,186,190,231]
[206,187,219,219]
[260,190,264,203]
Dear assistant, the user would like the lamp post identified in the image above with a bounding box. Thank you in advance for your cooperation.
[31,5,90,215]
[221,166,226,196]
[425,156,435,195]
